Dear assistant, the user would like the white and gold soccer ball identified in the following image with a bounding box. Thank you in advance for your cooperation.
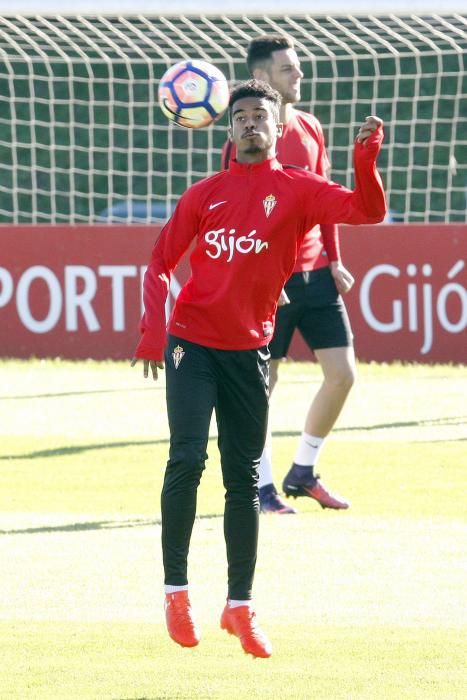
[158,59,230,129]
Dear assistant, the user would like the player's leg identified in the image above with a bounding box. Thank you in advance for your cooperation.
[305,345,356,438]
[282,268,353,509]
[257,276,304,514]
[269,357,280,392]
[257,357,295,514]
[162,335,217,647]
[258,358,285,490]
[215,346,272,657]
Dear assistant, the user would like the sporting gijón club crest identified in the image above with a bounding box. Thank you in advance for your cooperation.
[172,344,185,369]
[263,194,277,218]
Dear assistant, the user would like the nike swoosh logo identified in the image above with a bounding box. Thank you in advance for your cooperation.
[209,201,227,210]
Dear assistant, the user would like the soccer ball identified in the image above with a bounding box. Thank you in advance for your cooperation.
[158,60,230,129]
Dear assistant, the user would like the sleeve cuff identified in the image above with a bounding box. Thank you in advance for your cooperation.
[134,330,165,361]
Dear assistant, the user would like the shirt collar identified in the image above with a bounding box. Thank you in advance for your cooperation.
[228,156,282,176]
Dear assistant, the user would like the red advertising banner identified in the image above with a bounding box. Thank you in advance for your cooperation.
[338,225,466,364]
[0,224,465,363]
[0,226,154,360]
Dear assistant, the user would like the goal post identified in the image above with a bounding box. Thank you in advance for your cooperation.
[0,12,465,224]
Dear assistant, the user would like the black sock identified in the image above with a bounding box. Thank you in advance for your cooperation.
[293,463,316,481]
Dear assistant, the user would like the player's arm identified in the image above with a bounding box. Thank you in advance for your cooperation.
[320,224,354,294]
[349,116,387,222]
[314,123,355,294]
[131,190,199,378]
[303,117,386,227]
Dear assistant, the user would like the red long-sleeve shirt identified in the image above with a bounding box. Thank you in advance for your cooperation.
[135,128,386,360]
[222,108,340,271]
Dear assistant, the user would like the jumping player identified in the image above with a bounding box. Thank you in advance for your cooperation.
[132,79,386,658]
[222,35,355,514]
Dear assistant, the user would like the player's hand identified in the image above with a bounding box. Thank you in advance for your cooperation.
[356,115,383,144]
[130,358,165,381]
[278,289,291,306]
[330,261,354,295]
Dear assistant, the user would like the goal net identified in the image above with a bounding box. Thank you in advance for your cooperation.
[0,13,465,224]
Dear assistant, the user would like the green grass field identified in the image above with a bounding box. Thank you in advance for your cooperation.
[0,359,466,699]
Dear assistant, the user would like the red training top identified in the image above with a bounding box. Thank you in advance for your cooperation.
[135,128,386,361]
[222,108,339,272]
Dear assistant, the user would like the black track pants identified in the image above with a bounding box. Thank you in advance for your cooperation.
[162,335,270,600]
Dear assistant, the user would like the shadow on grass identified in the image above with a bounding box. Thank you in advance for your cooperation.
[1,415,465,461]
[0,438,169,461]
[0,387,164,400]
[274,415,466,437]
[335,415,467,431]
[0,512,221,537]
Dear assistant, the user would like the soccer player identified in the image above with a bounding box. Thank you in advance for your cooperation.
[132,79,386,658]
[222,35,356,514]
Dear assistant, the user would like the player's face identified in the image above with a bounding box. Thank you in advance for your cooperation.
[229,96,282,162]
[264,48,303,104]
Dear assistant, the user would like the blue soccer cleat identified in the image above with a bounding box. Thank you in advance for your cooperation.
[259,483,297,514]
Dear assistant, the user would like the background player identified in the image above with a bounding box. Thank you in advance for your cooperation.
[222,35,356,514]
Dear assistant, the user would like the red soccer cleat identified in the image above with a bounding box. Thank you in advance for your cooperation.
[282,464,350,510]
[304,479,350,509]
[164,591,200,648]
[220,604,272,658]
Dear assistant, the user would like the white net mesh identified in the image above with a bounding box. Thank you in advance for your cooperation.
[0,13,465,224]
